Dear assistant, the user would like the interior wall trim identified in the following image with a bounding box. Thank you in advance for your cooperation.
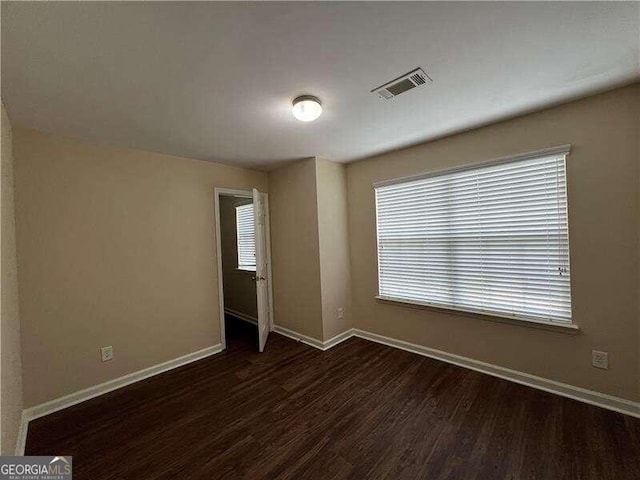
[224,308,258,325]
[14,411,29,456]
[16,325,640,455]
[273,325,352,351]
[350,329,639,419]
[276,325,640,419]
[15,343,223,455]
[323,329,356,350]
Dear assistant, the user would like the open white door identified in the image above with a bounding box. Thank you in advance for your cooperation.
[253,188,271,352]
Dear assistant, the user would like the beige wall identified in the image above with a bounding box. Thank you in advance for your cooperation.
[13,128,268,407]
[269,157,353,342]
[347,84,640,402]
[1,103,23,454]
[220,195,257,320]
[8,84,639,412]
[316,158,351,340]
[268,158,324,340]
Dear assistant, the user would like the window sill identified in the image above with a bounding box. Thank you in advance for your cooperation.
[375,295,580,335]
[236,267,256,273]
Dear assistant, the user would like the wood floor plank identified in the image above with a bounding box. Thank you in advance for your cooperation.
[25,320,640,479]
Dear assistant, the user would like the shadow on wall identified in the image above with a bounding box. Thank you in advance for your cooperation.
[1,102,24,454]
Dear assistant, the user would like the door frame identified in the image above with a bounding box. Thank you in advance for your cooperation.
[214,188,274,350]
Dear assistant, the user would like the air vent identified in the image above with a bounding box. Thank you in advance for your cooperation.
[371,67,432,100]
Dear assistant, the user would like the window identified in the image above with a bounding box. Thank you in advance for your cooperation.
[374,146,572,325]
[236,203,256,271]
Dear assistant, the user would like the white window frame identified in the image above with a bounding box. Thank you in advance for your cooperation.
[235,203,256,272]
[374,145,577,330]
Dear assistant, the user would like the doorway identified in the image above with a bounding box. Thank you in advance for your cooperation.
[214,188,273,352]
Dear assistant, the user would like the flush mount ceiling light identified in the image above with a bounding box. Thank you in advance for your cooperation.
[292,95,322,122]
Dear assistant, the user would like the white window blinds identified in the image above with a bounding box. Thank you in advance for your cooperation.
[375,147,572,324]
[236,203,256,271]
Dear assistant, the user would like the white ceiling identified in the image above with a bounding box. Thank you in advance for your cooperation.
[2,2,639,170]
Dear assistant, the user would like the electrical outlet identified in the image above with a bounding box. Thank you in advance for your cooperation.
[101,346,114,362]
[592,350,608,370]
[337,307,344,319]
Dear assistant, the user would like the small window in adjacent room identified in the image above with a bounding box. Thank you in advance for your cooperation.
[235,203,256,271]
[374,146,573,325]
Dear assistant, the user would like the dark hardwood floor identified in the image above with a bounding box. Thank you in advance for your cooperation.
[27,323,640,479]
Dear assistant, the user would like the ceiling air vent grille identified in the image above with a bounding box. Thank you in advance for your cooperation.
[371,67,432,100]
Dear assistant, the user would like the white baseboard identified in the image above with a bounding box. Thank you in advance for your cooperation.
[224,308,258,325]
[323,329,355,350]
[273,325,325,349]
[15,325,639,455]
[274,325,639,419]
[14,411,29,456]
[273,325,353,351]
[21,344,223,430]
[350,329,640,419]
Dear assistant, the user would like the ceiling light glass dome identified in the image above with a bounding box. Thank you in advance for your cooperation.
[292,95,322,122]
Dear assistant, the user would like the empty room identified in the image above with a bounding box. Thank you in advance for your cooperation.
[1,2,639,479]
